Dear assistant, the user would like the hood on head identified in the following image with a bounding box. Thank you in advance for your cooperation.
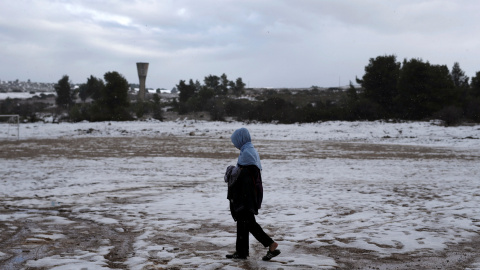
[231,128,251,149]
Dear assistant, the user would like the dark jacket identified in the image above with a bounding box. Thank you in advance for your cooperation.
[227,165,263,221]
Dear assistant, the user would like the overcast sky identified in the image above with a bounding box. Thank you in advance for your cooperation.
[1,0,479,89]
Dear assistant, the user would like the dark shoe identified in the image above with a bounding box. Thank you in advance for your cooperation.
[262,249,281,261]
[226,252,247,259]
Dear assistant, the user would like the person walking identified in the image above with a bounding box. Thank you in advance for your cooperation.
[224,127,280,261]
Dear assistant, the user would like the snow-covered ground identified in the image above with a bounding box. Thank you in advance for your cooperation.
[2,119,480,148]
[0,92,51,100]
[1,120,480,269]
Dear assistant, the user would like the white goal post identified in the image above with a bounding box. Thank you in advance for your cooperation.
[0,114,20,140]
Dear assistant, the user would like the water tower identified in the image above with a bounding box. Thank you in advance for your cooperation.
[136,62,149,100]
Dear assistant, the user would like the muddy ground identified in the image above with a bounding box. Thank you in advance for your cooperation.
[1,136,480,269]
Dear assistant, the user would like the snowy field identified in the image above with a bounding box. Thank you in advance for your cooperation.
[1,120,480,269]
[0,92,50,100]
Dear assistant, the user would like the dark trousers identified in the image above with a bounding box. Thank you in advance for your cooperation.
[236,211,274,257]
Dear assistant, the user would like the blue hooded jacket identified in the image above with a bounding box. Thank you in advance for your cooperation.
[231,128,262,170]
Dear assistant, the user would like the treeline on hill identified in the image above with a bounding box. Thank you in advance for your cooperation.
[1,55,479,125]
[176,56,480,125]
[175,74,246,120]
[352,55,480,125]
[0,71,164,122]
[63,71,163,122]
[174,74,345,123]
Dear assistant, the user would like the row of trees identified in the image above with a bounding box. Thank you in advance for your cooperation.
[176,73,246,119]
[352,55,480,124]
[175,56,479,125]
[0,98,48,122]
[55,71,163,122]
[178,73,245,103]
[3,55,479,124]
[55,72,132,121]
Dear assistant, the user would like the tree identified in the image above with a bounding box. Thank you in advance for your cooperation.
[220,73,230,95]
[55,75,74,110]
[177,79,196,103]
[396,58,455,119]
[78,83,88,103]
[356,55,400,115]
[79,75,104,102]
[151,93,163,120]
[450,62,470,106]
[93,71,131,121]
[470,71,480,98]
[230,77,246,96]
[194,80,202,92]
[450,62,469,89]
[88,76,105,101]
[429,63,457,107]
[204,75,221,95]
[466,71,480,122]
[347,81,358,102]
[177,80,188,103]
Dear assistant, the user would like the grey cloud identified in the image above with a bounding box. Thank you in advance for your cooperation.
[1,0,479,88]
